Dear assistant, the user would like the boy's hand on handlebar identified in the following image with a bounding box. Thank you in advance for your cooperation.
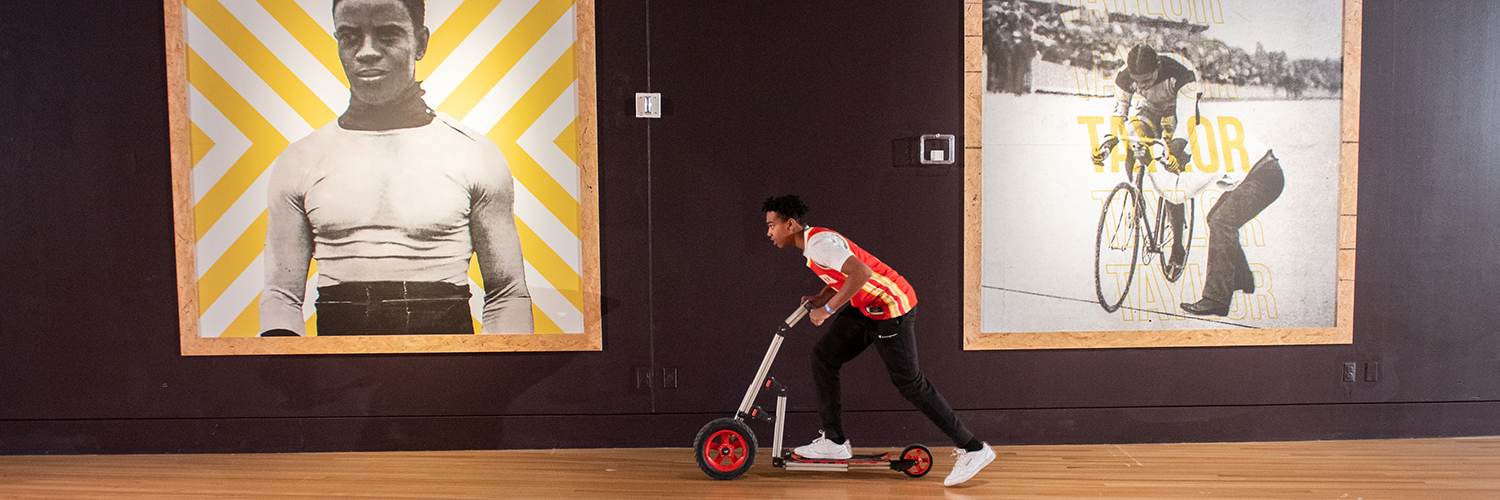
[801,295,826,308]
[809,307,831,326]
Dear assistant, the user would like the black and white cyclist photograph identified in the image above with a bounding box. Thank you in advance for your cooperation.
[972,0,1347,341]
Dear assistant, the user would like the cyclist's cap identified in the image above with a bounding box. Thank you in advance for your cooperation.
[1127,44,1160,74]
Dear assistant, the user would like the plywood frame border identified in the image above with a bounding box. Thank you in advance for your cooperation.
[167,0,603,355]
[962,0,1360,350]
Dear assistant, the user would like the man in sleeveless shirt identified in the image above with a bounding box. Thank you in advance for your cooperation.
[763,195,995,486]
[259,0,531,336]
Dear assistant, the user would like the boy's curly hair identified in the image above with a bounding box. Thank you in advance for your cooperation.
[762,195,808,223]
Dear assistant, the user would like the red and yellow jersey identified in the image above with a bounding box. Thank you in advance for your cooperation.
[804,227,917,320]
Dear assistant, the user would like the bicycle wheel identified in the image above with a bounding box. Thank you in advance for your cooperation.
[1180,198,1196,265]
[1095,183,1141,312]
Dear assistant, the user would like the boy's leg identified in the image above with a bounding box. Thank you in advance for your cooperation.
[810,308,875,442]
[869,308,975,448]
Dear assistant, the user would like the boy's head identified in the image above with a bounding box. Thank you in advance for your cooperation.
[763,195,809,249]
[762,195,808,223]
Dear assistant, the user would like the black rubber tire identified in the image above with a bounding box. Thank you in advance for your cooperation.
[693,418,757,480]
[1180,198,1196,270]
[900,445,933,478]
[1095,182,1142,312]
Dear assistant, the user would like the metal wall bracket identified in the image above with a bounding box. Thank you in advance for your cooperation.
[918,134,955,164]
[635,93,662,118]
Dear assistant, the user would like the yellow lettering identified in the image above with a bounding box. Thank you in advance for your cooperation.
[1239,264,1277,320]
[1111,116,1128,173]
[1136,267,1175,321]
[1107,263,1136,321]
[1130,118,1157,173]
[1079,116,1106,172]
[1188,115,1219,173]
[1093,189,1125,244]
[1204,0,1225,23]
[1075,67,1101,98]
[1181,262,1205,303]
[1061,0,1080,22]
[1140,0,1165,17]
[1240,217,1267,247]
[1192,189,1219,249]
[1217,116,1249,172]
[1067,0,1115,22]
[1167,0,1186,18]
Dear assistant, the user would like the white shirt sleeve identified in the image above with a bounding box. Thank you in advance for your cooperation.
[805,232,855,271]
[1144,130,1273,201]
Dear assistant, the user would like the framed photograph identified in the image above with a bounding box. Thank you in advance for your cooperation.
[166,0,601,354]
[964,0,1360,349]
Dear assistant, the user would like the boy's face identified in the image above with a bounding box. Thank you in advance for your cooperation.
[765,212,799,248]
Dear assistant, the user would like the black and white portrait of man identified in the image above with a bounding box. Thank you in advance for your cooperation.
[975,0,1345,338]
[258,0,533,336]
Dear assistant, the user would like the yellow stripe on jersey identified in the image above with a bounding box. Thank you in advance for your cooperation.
[867,272,913,312]
[879,292,901,317]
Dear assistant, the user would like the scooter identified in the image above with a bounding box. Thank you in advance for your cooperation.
[692,302,934,480]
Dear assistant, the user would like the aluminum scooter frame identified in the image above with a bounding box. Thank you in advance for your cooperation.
[728,303,931,476]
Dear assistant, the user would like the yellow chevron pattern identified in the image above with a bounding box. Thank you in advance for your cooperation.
[185,0,585,337]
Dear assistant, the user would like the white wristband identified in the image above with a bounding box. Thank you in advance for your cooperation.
[824,304,836,315]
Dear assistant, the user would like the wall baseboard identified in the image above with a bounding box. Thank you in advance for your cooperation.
[4,401,1497,455]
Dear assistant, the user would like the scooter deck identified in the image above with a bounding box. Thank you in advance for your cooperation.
[784,451,892,465]
[775,450,925,474]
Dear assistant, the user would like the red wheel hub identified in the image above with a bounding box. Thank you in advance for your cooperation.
[703,429,749,472]
[904,449,932,475]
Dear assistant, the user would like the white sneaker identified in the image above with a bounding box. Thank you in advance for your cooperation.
[791,431,852,459]
[943,442,995,486]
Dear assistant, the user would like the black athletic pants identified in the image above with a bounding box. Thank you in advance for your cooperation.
[811,306,975,448]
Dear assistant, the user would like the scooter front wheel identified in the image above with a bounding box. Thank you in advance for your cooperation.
[694,417,758,480]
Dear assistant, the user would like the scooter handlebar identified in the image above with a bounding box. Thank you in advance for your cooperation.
[782,301,813,330]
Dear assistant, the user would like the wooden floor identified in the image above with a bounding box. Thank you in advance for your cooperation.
[2,437,1498,499]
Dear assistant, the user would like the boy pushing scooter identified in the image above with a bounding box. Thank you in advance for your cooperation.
[762,195,995,486]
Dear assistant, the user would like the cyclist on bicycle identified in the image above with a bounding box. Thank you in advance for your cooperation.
[1092,44,1195,282]
[1091,45,1286,317]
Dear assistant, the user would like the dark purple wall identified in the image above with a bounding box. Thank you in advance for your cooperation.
[2,0,1499,454]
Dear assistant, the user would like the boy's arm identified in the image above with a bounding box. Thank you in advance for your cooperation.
[808,257,873,326]
[802,286,837,308]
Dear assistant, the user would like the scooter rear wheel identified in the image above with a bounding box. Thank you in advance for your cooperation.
[694,418,758,480]
[900,444,933,478]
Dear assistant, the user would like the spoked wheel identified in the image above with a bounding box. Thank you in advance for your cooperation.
[1095,182,1142,312]
[694,417,758,480]
[900,445,933,478]
[1180,198,1196,269]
